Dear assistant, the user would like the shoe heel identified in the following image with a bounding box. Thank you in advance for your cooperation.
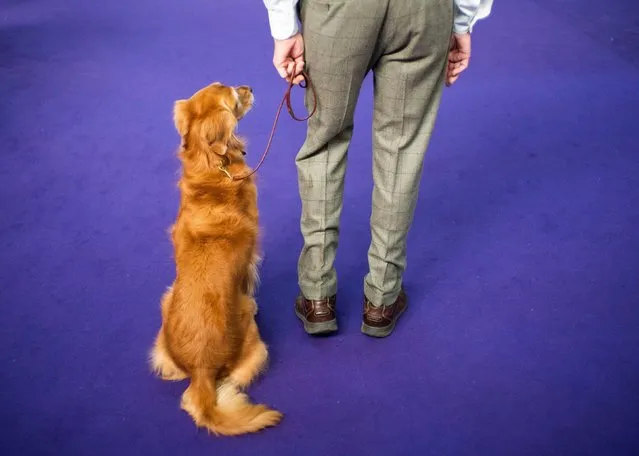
[361,322,394,338]
[305,319,338,335]
[295,309,338,335]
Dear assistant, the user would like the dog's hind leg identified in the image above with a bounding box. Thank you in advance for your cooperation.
[151,329,188,381]
[229,337,268,389]
[243,254,262,305]
[229,303,269,389]
[150,286,188,381]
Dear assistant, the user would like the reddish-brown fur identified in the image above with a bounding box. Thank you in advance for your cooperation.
[150,82,281,436]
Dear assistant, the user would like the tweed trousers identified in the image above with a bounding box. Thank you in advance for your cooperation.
[296,0,453,306]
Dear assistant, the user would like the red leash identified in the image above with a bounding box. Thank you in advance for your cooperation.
[229,70,317,181]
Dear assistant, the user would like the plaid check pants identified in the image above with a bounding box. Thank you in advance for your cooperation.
[296,0,453,306]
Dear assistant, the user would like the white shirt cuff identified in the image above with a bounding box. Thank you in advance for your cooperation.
[266,7,299,40]
[454,0,493,34]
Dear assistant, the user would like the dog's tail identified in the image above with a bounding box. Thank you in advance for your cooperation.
[182,369,282,436]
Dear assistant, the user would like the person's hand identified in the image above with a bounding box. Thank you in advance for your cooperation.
[272,33,305,84]
[446,33,471,86]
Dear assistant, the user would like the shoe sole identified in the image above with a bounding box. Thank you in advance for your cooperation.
[295,308,338,335]
[361,303,407,338]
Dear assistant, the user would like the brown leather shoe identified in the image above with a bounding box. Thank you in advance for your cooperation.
[361,289,408,338]
[295,295,338,335]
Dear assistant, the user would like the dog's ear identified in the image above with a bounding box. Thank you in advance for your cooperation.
[201,109,236,156]
[173,99,190,138]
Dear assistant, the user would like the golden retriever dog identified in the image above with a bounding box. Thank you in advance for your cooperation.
[150,82,282,436]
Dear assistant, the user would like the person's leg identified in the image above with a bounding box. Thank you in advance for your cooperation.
[362,0,453,337]
[295,0,387,333]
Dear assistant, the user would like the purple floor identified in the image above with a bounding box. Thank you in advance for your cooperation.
[2,0,638,454]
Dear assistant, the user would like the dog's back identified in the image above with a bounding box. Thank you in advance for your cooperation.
[167,175,258,374]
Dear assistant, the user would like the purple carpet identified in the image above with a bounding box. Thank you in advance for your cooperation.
[2,0,638,454]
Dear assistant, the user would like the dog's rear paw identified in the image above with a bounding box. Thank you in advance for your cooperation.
[150,342,188,381]
[157,366,188,381]
[259,408,283,427]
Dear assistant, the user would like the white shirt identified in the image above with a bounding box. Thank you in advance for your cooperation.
[263,0,494,40]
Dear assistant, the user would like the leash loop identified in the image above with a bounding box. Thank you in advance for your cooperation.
[229,70,316,181]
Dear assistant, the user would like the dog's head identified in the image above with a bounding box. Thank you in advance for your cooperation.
[173,82,254,157]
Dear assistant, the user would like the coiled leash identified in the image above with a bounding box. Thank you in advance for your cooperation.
[220,70,317,181]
